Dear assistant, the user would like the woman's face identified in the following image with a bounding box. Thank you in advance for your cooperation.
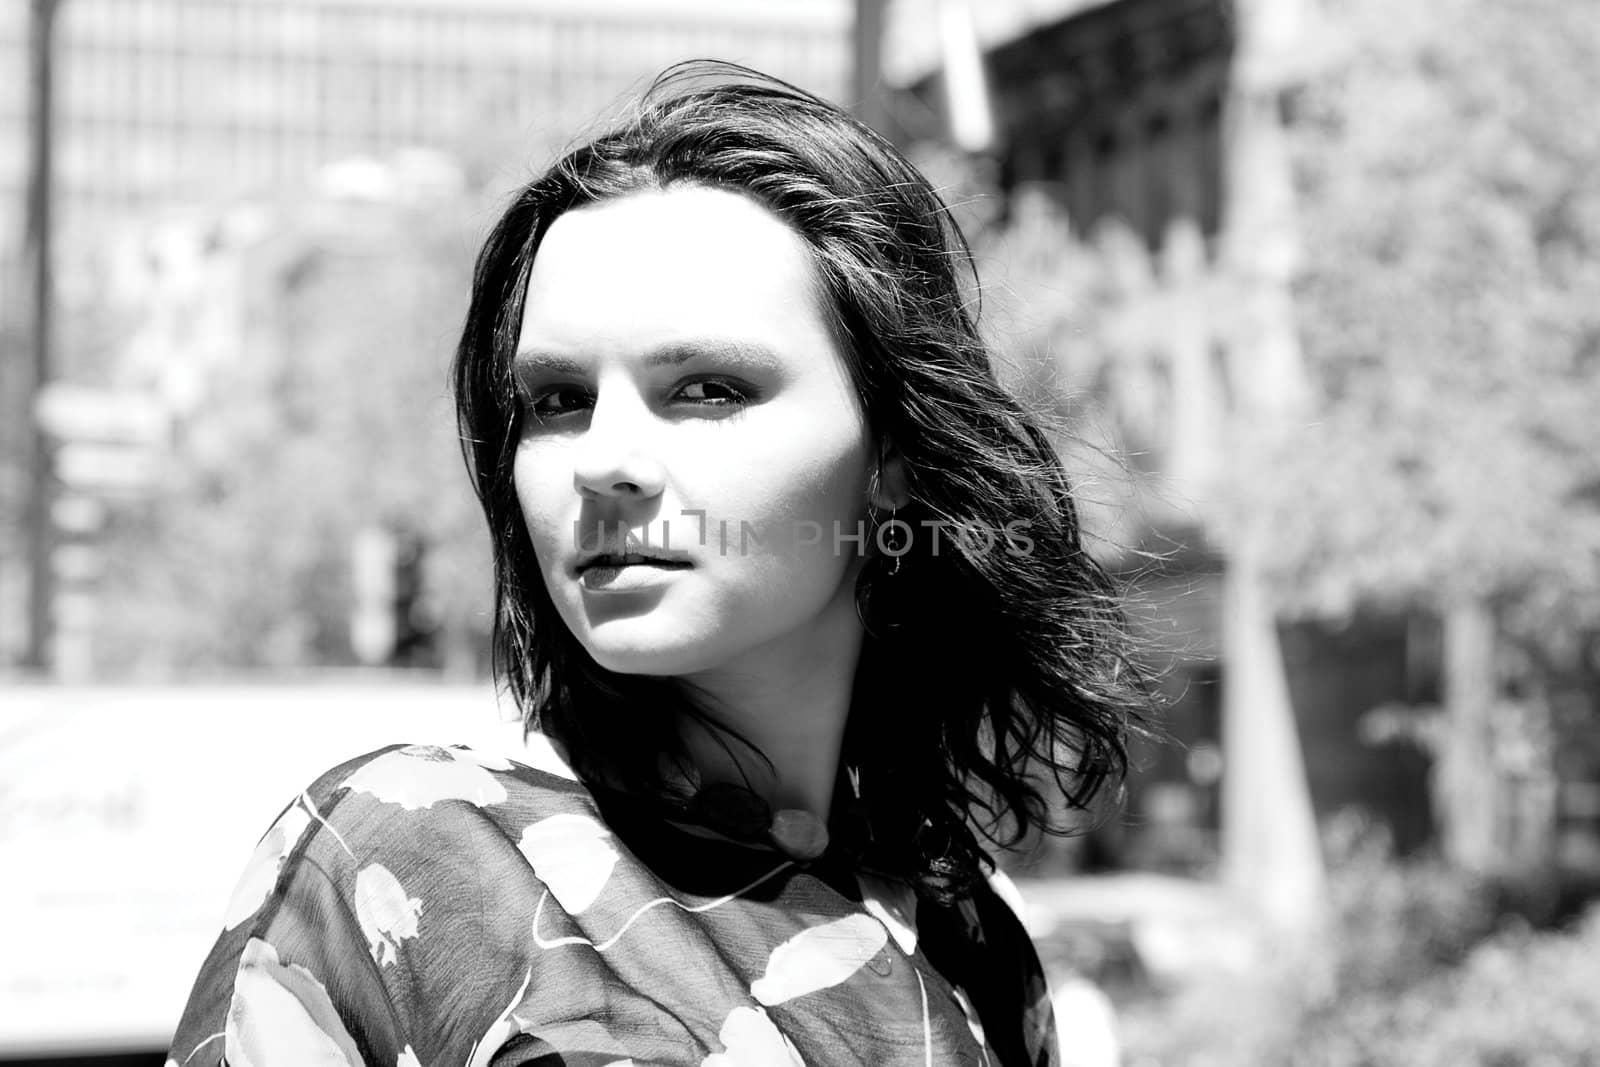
[512,184,876,676]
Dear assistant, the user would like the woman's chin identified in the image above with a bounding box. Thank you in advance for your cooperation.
[579,626,719,677]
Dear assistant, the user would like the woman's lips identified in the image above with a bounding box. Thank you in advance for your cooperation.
[578,560,692,591]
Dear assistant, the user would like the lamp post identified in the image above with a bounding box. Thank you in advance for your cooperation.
[852,0,892,140]
[22,0,60,673]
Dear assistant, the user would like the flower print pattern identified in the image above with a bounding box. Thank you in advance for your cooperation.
[225,938,365,1067]
[952,984,991,1057]
[516,812,620,915]
[465,968,533,1067]
[355,863,423,967]
[461,747,514,772]
[702,1006,806,1067]
[167,742,1059,1067]
[749,913,889,1006]
[223,801,312,930]
[344,744,508,810]
[857,871,919,956]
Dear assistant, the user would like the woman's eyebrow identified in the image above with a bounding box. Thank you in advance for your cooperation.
[642,339,783,371]
[512,350,586,376]
[514,340,783,374]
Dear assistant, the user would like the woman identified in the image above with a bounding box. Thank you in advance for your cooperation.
[168,63,1150,1066]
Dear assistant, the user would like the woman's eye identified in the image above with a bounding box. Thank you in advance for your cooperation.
[676,379,752,406]
[527,387,591,418]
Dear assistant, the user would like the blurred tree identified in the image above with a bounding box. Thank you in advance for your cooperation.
[953,0,1334,942]
[94,165,494,678]
[1252,0,1600,871]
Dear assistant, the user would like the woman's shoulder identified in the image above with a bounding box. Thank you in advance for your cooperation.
[221,737,602,933]
[287,738,594,845]
[298,737,588,809]
[234,740,587,884]
[305,735,588,799]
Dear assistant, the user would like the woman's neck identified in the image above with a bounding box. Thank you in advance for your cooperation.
[672,594,864,826]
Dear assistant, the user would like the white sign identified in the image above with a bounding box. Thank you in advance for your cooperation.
[34,383,170,447]
[54,441,163,494]
[0,680,550,1058]
[50,495,109,535]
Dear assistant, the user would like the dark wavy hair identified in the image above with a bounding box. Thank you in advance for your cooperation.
[452,61,1155,904]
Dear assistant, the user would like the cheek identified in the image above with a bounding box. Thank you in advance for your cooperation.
[512,452,569,567]
[719,429,870,571]
[762,417,872,528]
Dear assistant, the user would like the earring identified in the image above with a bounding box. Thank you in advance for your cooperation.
[882,505,904,576]
[869,465,905,576]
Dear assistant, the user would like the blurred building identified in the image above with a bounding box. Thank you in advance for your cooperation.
[0,0,852,339]
[0,0,852,418]
[890,0,1229,243]
[0,0,852,671]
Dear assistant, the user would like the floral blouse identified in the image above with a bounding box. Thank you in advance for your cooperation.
[167,742,1059,1066]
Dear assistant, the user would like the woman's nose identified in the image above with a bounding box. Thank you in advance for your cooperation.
[571,388,665,500]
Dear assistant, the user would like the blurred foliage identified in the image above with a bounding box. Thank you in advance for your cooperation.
[1113,811,1600,1066]
[1255,0,1600,637]
[918,0,1600,882]
[95,178,495,676]
[1293,816,1600,1066]
[908,138,1176,560]
[1292,909,1600,1067]
[1257,0,1600,876]
[1311,813,1498,995]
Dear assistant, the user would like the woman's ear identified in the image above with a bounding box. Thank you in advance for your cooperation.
[870,441,911,511]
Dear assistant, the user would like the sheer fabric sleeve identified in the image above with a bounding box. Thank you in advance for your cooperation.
[165,748,417,1067]
[165,745,541,1067]
[166,848,414,1067]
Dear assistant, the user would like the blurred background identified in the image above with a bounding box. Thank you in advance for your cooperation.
[3,0,1599,1063]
